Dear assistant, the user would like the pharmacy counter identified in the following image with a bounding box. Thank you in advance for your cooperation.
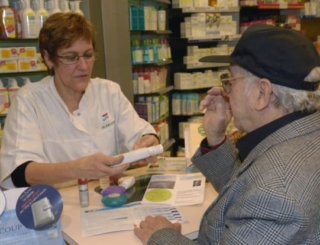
[60,167,219,245]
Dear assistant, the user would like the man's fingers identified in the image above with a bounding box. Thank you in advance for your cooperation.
[173,222,181,232]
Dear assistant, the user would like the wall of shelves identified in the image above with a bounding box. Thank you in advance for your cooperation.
[128,0,176,154]
[168,4,240,156]
[168,1,306,156]
[0,37,47,126]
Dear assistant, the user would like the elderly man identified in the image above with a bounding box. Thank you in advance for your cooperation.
[134,24,320,244]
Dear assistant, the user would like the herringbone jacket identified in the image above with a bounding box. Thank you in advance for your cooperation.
[148,112,320,245]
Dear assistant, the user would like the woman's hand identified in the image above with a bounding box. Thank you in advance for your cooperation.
[77,153,129,179]
[133,135,160,164]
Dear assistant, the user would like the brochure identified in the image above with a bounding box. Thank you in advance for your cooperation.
[81,202,186,237]
[141,173,205,206]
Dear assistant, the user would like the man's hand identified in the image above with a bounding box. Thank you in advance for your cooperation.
[134,216,181,245]
[199,87,231,146]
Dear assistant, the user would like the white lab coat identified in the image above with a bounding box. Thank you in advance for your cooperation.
[0,76,156,189]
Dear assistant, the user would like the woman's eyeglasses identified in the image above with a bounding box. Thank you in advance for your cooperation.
[53,52,97,65]
[220,73,244,93]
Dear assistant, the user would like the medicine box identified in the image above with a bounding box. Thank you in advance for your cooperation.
[18,59,38,72]
[0,60,18,73]
[0,47,19,60]
[18,47,37,60]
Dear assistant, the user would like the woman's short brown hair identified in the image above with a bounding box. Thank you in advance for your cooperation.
[39,13,96,75]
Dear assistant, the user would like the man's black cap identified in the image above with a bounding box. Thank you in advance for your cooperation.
[200,24,320,91]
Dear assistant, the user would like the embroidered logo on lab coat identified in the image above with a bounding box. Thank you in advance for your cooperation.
[102,112,109,121]
[101,112,114,129]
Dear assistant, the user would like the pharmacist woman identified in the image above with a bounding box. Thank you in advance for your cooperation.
[0,13,159,189]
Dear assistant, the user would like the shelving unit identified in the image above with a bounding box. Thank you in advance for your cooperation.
[168,5,240,156]
[128,0,175,155]
[0,38,47,83]
[240,3,304,31]
[0,37,48,125]
[167,1,310,156]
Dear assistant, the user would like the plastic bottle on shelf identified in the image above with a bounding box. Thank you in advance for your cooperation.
[0,79,9,115]
[50,0,61,15]
[0,0,16,38]
[20,0,37,38]
[316,0,320,17]
[35,0,48,35]
[30,0,37,11]
[164,38,171,60]
[131,39,143,65]
[142,39,154,64]
[143,67,151,93]
[69,0,74,11]
[44,0,49,11]
[159,38,167,61]
[73,1,83,15]
[152,38,159,63]
[137,67,145,94]
[7,78,20,106]
[172,93,181,115]
[149,66,157,91]
[132,67,139,94]
[148,39,154,63]
[11,0,22,38]
[62,0,71,13]
[157,6,166,31]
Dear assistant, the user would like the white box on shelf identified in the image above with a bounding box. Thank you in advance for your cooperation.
[185,17,192,37]
[190,15,200,38]
[187,46,199,56]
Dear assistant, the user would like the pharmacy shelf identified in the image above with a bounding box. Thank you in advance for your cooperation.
[0,70,47,76]
[130,30,172,35]
[173,86,216,91]
[156,59,173,66]
[0,38,38,43]
[134,85,174,96]
[132,59,173,66]
[157,0,171,4]
[258,3,303,9]
[186,34,241,43]
[186,63,229,69]
[140,0,171,4]
[181,6,240,13]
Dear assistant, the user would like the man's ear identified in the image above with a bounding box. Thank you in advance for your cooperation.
[254,78,273,111]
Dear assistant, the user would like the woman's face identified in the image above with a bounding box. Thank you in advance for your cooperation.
[45,38,95,94]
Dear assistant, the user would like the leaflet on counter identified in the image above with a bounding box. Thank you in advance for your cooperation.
[141,173,206,206]
[81,202,186,237]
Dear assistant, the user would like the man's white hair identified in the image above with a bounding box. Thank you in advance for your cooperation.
[241,67,320,112]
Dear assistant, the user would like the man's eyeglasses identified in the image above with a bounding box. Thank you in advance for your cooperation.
[220,73,244,93]
[53,52,97,65]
